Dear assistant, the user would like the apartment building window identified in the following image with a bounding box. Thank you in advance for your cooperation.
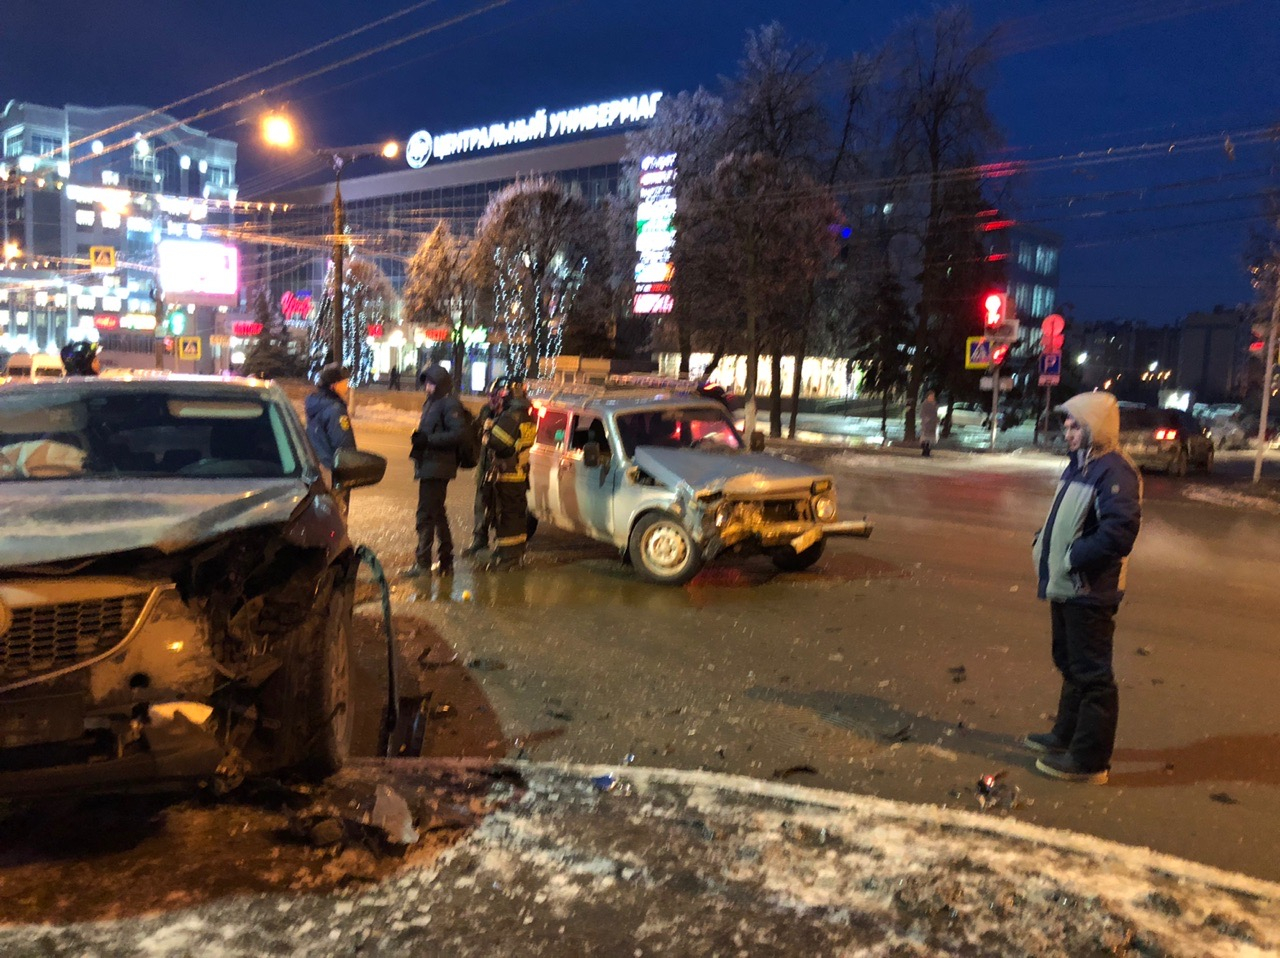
[207,165,231,188]
[31,133,62,156]
[1018,242,1035,270]
[1035,246,1058,276]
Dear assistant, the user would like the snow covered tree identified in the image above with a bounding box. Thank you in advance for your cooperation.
[309,255,395,385]
[471,177,607,378]
[403,222,474,376]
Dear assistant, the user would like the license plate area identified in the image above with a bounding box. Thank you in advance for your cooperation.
[0,692,86,748]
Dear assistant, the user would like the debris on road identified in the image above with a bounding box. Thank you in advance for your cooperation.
[1210,792,1241,805]
[772,764,820,781]
[948,665,968,683]
[974,771,1027,811]
[466,657,509,671]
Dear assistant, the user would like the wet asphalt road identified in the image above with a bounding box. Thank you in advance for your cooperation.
[346,422,1280,882]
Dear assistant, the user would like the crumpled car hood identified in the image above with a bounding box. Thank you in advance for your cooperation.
[0,478,310,569]
[633,447,825,497]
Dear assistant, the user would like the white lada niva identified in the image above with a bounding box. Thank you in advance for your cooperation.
[526,377,873,585]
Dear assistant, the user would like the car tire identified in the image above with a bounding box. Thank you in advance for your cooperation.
[1169,447,1188,478]
[260,566,355,778]
[770,539,826,572]
[628,512,703,585]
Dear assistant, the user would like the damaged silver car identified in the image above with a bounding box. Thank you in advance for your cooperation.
[527,378,872,585]
[0,374,386,797]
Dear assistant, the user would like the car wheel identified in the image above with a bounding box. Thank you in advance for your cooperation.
[1169,447,1188,477]
[770,539,826,572]
[260,567,354,778]
[628,512,703,585]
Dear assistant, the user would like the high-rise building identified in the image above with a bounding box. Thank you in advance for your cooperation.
[1,100,238,363]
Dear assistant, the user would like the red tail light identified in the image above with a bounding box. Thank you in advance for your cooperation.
[1153,428,1178,441]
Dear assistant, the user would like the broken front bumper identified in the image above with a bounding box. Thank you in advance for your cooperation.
[703,515,873,558]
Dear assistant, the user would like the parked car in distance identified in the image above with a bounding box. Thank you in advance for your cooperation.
[1202,412,1249,450]
[525,377,873,585]
[1117,406,1214,476]
[0,374,386,798]
[0,353,63,385]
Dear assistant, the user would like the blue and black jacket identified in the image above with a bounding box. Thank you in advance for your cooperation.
[1032,392,1143,606]
[305,387,355,469]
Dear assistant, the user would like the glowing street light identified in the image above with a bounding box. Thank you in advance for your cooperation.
[261,111,399,369]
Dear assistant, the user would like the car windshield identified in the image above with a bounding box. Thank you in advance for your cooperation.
[615,405,742,457]
[0,387,303,481]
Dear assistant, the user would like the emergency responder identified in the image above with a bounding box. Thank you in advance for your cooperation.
[305,363,356,470]
[485,379,536,571]
[462,376,510,557]
[60,340,102,376]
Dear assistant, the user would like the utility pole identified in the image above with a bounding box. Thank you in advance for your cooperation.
[1252,282,1279,484]
[330,155,346,368]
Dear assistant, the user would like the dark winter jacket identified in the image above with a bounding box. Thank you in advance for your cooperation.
[1032,392,1143,606]
[410,364,466,480]
[305,387,356,469]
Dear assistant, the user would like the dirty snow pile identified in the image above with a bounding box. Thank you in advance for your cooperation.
[2,763,1277,957]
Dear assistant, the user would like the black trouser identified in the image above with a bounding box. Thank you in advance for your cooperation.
[415,478,453,567]
[469,469,493,549]
[1049,600,1119,771]
[492,480,528,560]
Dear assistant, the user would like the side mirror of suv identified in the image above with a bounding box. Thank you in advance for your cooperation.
[749,430,766,453]
[332,448,387,491]
[582,441,601,469]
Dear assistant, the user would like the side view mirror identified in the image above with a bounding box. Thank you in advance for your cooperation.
[582,441,601,469]
[749,430,766,453]
[332,448,387,491]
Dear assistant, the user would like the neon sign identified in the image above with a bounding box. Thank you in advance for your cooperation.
[281,290,313,319]
[634,153,676,315]
[406,92,664,168]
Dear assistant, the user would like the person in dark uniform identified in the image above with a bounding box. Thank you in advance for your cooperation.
[484,380,537,571]
[60,340,102,376]
[406,364,465,577]
[462,376,510,557]
[304,363,356,469]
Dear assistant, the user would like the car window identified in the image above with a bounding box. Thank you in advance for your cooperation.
[536,409,569,448]
[615,405,742,457]
[1119,408,1175,432]
[569,414,609,452]
[0,387,301,481]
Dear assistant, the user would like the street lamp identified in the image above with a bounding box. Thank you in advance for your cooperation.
[262,113,399,370]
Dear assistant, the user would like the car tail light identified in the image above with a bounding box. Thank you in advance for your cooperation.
[1153,428,1178,441]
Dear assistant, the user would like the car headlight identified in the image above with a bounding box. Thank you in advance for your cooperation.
[812,493,837,521]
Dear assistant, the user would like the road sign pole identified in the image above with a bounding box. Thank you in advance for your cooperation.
[990,368,1000,450]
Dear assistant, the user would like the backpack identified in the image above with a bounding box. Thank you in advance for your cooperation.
[456,404,481,469]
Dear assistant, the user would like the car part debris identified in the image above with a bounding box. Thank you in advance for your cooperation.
[1210,792,1240,805]
[590,773,631,795]
[369,783,419,845]
[948,665,967,683]
[975,771,1027,811]
[466,657,508,672]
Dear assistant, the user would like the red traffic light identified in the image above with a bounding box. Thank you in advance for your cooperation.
[983,292,1006,330]
[1041,313,1065,353]
[990,343,1011,366]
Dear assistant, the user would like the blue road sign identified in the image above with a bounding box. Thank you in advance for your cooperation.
[1039,352,1062,376]
[966,337,992,369]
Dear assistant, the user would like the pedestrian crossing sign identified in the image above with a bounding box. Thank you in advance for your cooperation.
[89,246,116,271]
[966,336,991,370]
[177,336,202,361]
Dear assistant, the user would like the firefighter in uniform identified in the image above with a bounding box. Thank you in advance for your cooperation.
[485,380,537,571]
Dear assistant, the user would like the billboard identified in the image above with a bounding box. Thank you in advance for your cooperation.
[157,240,239,307]
[633,153,676,315]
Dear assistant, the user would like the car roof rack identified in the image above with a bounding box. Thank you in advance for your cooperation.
[526,372,705,405]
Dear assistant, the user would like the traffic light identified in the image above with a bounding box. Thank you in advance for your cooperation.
[163,336,174,354]
[990,343,1010,366]
[1041,313,1065,353]
[983,292,1007,332]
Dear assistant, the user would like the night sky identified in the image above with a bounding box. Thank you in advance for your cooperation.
[3,0,1277,325]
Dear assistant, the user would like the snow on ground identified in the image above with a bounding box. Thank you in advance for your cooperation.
[1181,483,1280,514]
[3,762,1277,957]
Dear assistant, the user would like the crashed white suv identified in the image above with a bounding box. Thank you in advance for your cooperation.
[526,378,872,585]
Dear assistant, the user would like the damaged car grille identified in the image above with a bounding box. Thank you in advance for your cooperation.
[1,593,150,683]
[760,500,802,523]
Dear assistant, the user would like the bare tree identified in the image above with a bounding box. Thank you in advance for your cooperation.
[884,5,1000,441]
[471,177,607,378]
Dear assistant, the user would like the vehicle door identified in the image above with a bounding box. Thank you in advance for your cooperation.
[527,406,570,528]
[1177,410,1212,464]
[558,411,617,540]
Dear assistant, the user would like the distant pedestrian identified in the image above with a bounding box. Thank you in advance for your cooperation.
[919,390,939,457]
[305,363,355,470]
[462,376,510,558]
[484,380,536,571]
[1026,391,1142,785]
[405,364,466,578]
[388,365,402,391]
